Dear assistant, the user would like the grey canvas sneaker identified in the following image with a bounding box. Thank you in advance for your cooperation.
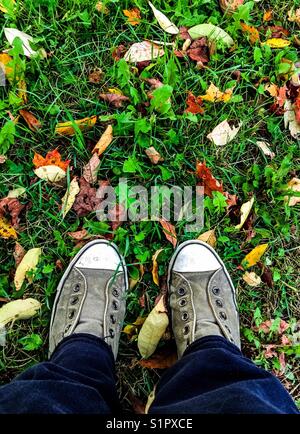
[49,240,128,359]
[168,240,240,358]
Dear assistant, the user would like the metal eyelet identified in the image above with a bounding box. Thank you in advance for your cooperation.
[112,300,118,310]
[216,299,223,308]
[183,325,190,335]
[71,296,79,305]
[110,314,116,324]
[181,312,189,321]
[178,287,186,296]
[64,324,71,333]
[212,287,220,295]
[68,310,75,319]
[74,284,80,293]
[179,298,187,307]
[109,329,115,338]
[225,324,232,334]
[112,289,119,297]
[219,311,227,321]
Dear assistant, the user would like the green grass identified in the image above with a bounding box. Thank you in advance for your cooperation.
[0,0,300,411]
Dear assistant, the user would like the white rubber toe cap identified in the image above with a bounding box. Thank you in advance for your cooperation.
[172,242,221,273]
[75,242,123,270]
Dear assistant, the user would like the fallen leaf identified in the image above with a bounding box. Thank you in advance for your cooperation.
[7,187,26,199]
[207,119,241,146]
[188,23,234,46]
[95,1,109,14]
[235,197,254,230]
[61,177,80,219]
[88,68,103,83]
[0,197,25,227]
[14,247,42,291]
[108,203,126,231]
[263,10,273,22]
[139,347,177,369]
[240,23,260,44]
[13,242,25,267]
[284,99,300,139]
[242,271,261,287]
[259,319,289,335]
[108,87,123,95]
[265,83,279,97]
[197,229,217,247]
[152,248,164,286]
[19,109,42,131]
[278,352,286,373]
[0,0,15,13]
[264,38,290,48]
[264,25,289,39]
[259,264,274,288]
[145,388,156,414]
[256,141,275,159]
[241,244,268,269]
[184,92,204,114]
[285,178,300,207]
[123,7,141,26]
[83,153,100,184]
[73,177,101,217]
[201,83,234,103]
[112,45,127,61]
[196,161,224,197]
[281,335,290,345]
[68,229,90,241]
[33,149,70,172]
[138,295,169,358]
[34,166,67,184]
[92,125,113,155]
[0,53,13,83]
[127,391,145,414]
[148,1,179,35]
[99,93,130,108]
[0,217,17,239]
[0,155,7,164]
[225,192,238,208]
[145,146,163,164]
[186,38,209,63]
[288,8,300,25]
[0,298,41,328]
[55,115,97,136]
[124,41,164,63]
[4,28,45,58]
[264,344,277,358]
[219,0,243,14]
[159,219,177,248]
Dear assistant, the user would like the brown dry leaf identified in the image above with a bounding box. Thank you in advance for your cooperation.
[256,141,275,159]
[235,197,254,230]
[207,119,241,146]
[196,161,224,197]
[139,347,178,369]
[19,109,42,131]
[95,1,109,14]
[92,125,113,155]
[152,248,164,286]
[241,244,268,269]
[0,217,17,239]
[186,38,209,63]
[159,219,177,248]
[197,229,217,247]
[73,177,101,217]
[264,38,291,48]
[145,146,163,164]
[138,295,169,358]
[99,93,130,108]
[219,0,243,14]
[288,8,300,25]
[55,115,97,136]
[123,7,141,26]
[112,45,127,61]
[184,92,204,114]
[124,41,164,63]
[263,10,273,22]
[0,197,25,227]
[285,178,300,207]
[284,99,300,139]
[13,242,25,267]
[83,153,100,184]
[88,68,103,84]
[240,22,260,44]
[61,177,80,219]
[200,83,233,103]
[148,1,179,35]
[127,391,145,414]
[33,149,70,171]
[242,271,261,287]
[68,229,90,241]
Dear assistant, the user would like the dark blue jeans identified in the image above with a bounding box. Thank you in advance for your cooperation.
[0,334,298,414]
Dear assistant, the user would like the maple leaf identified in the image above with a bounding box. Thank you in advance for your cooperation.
[184,92,204,114]
[196,161,224,197]
[123,7,141,26]
[33,149,70,172]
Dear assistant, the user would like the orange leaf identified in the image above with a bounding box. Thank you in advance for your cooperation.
[196,161,224,197]
[240,22,260,44]
[55,115,97,136]
[184,92,204,114]
[19,109,42,131]
[92,125,113,156]
[123,7,141,26]
[33,149,70,171]
[263,10,273,22]
[159,219,177,248]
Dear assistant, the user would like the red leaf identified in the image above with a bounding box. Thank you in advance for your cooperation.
[159,219,177,248]
[179,26,192,41]
[127,391,145,414]
[112,45,127,61]
[196,161,224,197]
[33,149,70,171]
[184,92,204,114]
[186,38,209,63]
[264,344,277,359]
[0,197,25,228]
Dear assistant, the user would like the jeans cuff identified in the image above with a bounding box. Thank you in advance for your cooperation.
[183,335,242,358]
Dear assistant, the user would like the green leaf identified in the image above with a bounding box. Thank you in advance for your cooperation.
[159,165,172,181]
[212,191,227,213]
[0,120,16,155]
[150,85,173,114]
[254,47,263,64]
[116,58,131,88]
[123,156,140,173]
[164,57,179,88]
[18,334,43,351]
[134,118,151,136]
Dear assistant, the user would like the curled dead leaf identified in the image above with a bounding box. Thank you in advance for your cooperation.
[124,41,164,63]
[34,165,66,184]
[123,7,141,26]
[145,146,163,164]
[33,149,70,171]
[242,271,261,287]
[285,178,300,207]
[207,119,241,146]
[14,247,42,291]
[61,177,80,219]
[241,244,268,269]
[99,93,130,108]
[148,2,179,35]
[55,115,97,136]
[19,109,42,131]
[197,229,217,247]
[184,92,204,114]
[13,242,25,267]
[92,125,113,155]
[83,153,100,184]
[0,298,41,328]
[235,197,254,230]
[152,248,164,286]
[159,219,177,248]
[201,83,234,103]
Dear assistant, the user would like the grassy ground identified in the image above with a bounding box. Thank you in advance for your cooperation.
[0,0,300,411]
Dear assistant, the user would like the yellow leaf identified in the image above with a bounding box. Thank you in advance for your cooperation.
[200,83,234,103]
[34,165,66,184]
[242,271,261,287]
[148,1,179,35]
[92,124,113,155]
[14,247,42,291]
[285,177,300,207]
[107,87,123,95]
[152,248,164,286]
[0,298,41,328]
[0,53,13,82]
[235,197,254,230]
[123,7,141,26]
[263,10,273,22]
[61,177,80,219]
[95,1,109,14]
[0,0,15,13]
[7,187,26,198]
[264,38,291,48]
[0,217,17,239]
[264,83,278,97]
[288,8,300,25]
[242,244,268,269]
[124,41,165,63]
[138,295,169,358]
[55,115,97,136]
[197,229,217,247]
